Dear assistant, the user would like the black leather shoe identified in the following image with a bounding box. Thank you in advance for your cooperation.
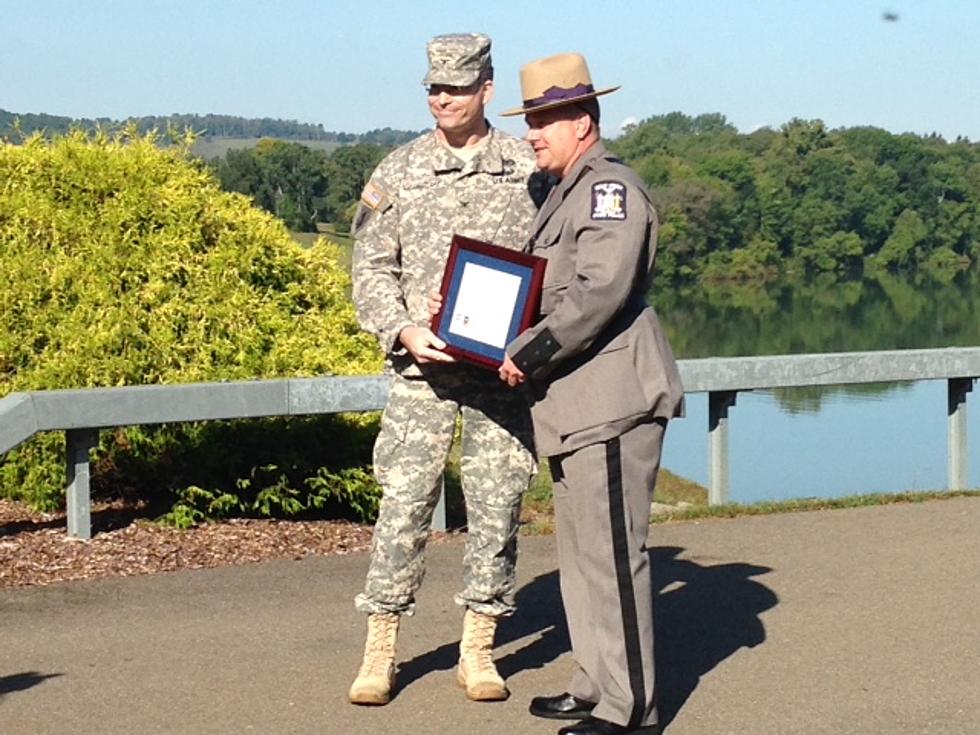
[557,716,659,735]
[528,692,596,720]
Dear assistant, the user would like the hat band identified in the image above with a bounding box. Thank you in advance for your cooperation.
[524,83,595,109]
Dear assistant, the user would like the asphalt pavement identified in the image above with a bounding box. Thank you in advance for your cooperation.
[2,496,978,735]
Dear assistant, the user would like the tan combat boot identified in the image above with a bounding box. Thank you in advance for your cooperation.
[348,612,400,705]
[456,608,508,701]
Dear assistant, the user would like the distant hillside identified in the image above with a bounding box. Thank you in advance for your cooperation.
[188,137,343,159]
[0,109,424,147]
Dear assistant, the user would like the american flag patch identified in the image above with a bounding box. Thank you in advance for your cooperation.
[360,181,388,211]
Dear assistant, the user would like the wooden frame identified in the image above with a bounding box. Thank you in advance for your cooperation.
[430,234,546,369]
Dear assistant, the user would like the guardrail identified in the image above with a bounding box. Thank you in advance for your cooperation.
[1,347,977,539]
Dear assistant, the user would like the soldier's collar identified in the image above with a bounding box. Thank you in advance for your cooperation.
[429,135,465,173]
[429,126,505,174]
[472,126,506,173]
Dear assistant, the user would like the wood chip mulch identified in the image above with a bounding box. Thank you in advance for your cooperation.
[0,499,458,591]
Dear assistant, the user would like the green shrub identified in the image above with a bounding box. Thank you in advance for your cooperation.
[0,129,384,519]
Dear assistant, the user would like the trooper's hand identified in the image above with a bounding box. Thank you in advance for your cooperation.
[399,325,455,364]
[498,354,525,387]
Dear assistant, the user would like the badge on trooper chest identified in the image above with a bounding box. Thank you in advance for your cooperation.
[591,181,627,220]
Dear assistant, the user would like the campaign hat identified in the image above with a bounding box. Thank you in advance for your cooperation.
[501,52,618,117]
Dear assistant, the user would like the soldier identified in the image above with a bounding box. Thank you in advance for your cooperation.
[347,33,543,706]
[498,54,685,735]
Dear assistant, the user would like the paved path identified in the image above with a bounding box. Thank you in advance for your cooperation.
[2,496,978,734]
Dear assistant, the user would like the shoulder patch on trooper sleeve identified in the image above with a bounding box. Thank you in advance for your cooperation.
[360,180,390,211]
[591,181,627,220]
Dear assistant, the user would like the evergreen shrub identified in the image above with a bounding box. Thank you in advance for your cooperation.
[0,129,384,522]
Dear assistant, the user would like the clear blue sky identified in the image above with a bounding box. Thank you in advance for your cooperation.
[2,0,978,141]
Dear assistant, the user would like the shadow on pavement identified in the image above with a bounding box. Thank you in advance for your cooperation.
[394,570,568,695]
[496,570,569,679]
[653,546,778,730]
[0,671,63,701]
[395,543,777,725]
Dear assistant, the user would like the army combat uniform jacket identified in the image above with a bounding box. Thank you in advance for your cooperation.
[352,126,541,372]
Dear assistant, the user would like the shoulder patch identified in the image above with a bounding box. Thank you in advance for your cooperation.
[360,180,389,211]
[591,181,627,220]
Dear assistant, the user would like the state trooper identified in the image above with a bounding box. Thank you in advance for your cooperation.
[498,54,685,735]
[347,33,544,706]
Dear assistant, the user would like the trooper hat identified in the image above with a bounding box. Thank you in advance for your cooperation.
[500,52,619,117]
[422,33,493,87]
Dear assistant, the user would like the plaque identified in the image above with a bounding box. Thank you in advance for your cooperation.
[431,234,546,369]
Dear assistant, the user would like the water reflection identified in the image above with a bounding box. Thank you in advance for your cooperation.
[771,382,911,416]
[654,268,980,359]
[663,381,978,504]
[652,269,980,500]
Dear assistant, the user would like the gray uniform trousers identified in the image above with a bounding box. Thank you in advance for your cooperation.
[549,417,665,729]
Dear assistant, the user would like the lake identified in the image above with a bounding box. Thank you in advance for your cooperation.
[652,268,980,503]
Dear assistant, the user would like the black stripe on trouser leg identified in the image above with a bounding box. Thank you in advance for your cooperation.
[605,437,646,729]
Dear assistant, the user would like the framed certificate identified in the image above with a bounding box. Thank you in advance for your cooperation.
[431,234,546,369]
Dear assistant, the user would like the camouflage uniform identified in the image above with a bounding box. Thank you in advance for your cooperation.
[351,125,541,617]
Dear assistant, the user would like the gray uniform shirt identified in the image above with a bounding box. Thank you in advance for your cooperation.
[352,126,542,376]
[508,142,684,456]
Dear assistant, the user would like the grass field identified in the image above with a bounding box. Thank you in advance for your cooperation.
[190,136,342,160]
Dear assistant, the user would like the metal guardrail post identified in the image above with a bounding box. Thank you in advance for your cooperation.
[432,477,447,532]
[66,428,99,539]
[708,390,738,506]
[947,378,974,490]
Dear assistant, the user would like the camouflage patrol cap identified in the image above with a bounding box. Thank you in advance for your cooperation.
[422,33,493,87]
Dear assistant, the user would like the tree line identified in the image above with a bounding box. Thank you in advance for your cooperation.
[609,113,979,281]
[208,139,390,232]
[0,108,423,146]
[6,107,978,281]
[205,112,980,281]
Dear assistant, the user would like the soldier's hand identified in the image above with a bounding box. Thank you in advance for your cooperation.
[498,354,525,387]
[427,289,443,317]
[399,325,455,364]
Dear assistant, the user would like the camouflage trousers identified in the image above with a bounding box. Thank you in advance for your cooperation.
[355,367,535,617]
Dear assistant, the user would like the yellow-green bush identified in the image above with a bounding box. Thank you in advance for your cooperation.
[0,129,384,518]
